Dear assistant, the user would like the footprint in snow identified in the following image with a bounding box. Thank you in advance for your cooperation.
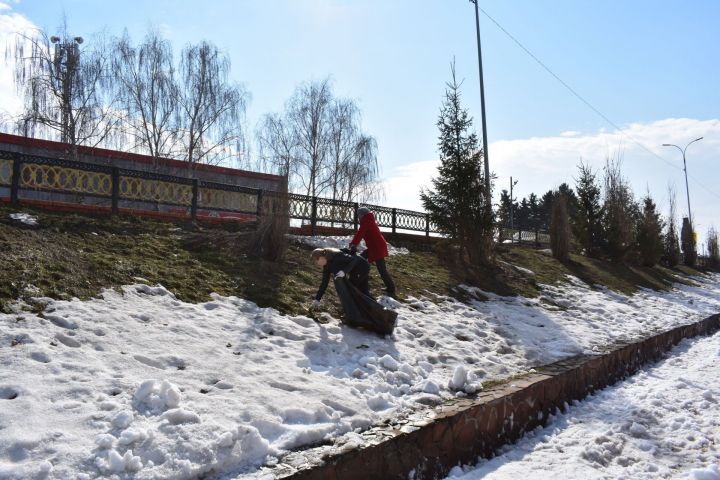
[133,355,164,370]
[0,387,19,400]
[55,333,81,348]
[30,351,51,363]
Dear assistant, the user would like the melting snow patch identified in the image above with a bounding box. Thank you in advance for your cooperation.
[9,212,38,226]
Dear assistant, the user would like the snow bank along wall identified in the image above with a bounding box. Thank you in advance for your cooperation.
[0,133,284,222]
[265,313,720,480]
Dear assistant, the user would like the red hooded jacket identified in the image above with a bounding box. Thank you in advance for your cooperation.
[351,212,389,263]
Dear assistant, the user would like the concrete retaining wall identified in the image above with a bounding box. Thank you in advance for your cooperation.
[261,313,720,480]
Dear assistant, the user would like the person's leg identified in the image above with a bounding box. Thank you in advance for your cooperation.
[375,258,396,293]
[351,262,371,297]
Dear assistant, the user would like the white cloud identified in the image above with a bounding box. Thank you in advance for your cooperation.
[0,5,38,121]
[383,118,720,236]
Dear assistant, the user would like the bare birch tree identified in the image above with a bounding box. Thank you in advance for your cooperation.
[288,78,333,197]
[178,41,248,165]
[256,78,380,201]
[6,20,116,154]
[112,29,180,161]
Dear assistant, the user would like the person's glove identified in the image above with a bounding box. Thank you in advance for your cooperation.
[335,270,346,279]
[310,299,320,309]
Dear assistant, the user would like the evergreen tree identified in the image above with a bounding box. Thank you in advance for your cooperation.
[516,198,531,230]
[636,194,664,266]
[527,193,542,231]
[497,189,512,227]
[681,218,697,267]
[602,159,636,262]
[664,185,681,267]
[573,162,604,256]
[539,190,555,231]
[707,227,720,269]
[420,62,493,265]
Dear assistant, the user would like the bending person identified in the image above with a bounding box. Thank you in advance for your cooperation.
[349,207,396,296]
[310,248,370,309]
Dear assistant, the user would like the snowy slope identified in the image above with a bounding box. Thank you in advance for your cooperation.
[446,330,720,480]
[1,270,719,479]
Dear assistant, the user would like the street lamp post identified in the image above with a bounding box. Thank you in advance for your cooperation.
[468,0,491,212]
[50,35,83,144]
[662,137,703,227]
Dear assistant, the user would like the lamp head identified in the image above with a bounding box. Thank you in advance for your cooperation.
[50,36,60,43]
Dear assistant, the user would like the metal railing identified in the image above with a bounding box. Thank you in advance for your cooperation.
[1,149,553,243]
[0,149,439,235]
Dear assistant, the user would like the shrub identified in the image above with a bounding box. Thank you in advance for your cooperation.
[550,194,570,262]
[681,218,697,267]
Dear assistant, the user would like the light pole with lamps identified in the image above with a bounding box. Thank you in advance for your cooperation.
[468,0,491,213]
[50,35,83,144]
[662,136,703,227]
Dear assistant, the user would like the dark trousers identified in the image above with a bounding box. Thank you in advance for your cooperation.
[349,261,370,297]
[361,252,396,293]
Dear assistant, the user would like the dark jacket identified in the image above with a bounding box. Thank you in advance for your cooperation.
[350,212,389,263]
[315,251,368,301]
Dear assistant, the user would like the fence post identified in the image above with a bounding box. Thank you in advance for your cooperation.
[392,208,397,234]
[10,158,21,207]
[256,189,264,218]
[191,179,199,221]
[111,167,119,216]
[353,202,359,230]
[425,213,430,237]
[519,225,523,245]
[311,196,318,236]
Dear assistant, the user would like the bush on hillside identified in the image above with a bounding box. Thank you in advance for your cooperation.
[550,194,570,262]
[681,218,697,267]
[249,183,289,261]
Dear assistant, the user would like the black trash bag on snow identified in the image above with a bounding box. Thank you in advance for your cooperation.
[333,277,397,336]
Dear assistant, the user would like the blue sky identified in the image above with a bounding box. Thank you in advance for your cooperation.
[1,0,719,241]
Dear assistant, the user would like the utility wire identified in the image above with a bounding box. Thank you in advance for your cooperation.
[478,6,720,201]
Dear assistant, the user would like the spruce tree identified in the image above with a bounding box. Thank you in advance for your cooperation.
[636,194,664,266]
[681,218,697,267]
[664,186,681,267]
[602,159,636,262]
[420,62,493,265]
[573,162,604,256]
[707,227,720,269]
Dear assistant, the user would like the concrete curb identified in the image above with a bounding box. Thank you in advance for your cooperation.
[262,314,720,480]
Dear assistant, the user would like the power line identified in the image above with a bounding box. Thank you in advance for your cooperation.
[477,6,715,184]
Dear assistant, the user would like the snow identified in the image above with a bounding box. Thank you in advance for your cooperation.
[445,330,720,480]
[8,212,38,226]
[0,272,719,478]
[288,234,410,255]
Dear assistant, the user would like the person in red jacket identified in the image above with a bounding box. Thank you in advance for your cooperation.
[349,207,396,296]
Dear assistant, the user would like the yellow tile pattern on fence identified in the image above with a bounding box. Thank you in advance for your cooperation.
[20,162,112,195]
[119,177,193,206]
[199,187,257,213]
[0,159,12,186]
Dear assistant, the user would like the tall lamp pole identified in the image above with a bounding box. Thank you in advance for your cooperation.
[469,0,491,211]
[662,137,703,227]
[50,35,83,144]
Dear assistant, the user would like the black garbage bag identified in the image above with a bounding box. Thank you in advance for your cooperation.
[333,277,397,335]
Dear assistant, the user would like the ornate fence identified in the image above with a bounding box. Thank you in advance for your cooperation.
[0,149,438,235]
[1,149,553,243]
